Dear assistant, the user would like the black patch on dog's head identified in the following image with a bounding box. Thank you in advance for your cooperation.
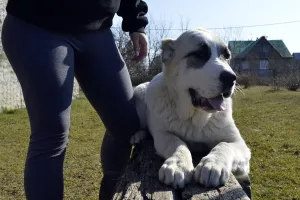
[218,45,231,60]
[185,42,212,68]
[211,35,231,60]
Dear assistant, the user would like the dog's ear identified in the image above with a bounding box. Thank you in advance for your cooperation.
[161,38,175,63]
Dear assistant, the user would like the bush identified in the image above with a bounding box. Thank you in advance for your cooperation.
[131,74,152,86]
[236,70,274,89]
[1,108,17,114]
[275,72,300,91]
[131,66,162,86]
[236,74,251,88]
[236,74,267,88]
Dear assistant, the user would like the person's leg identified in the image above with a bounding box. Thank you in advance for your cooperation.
[1,14,75,200]
[73,29,140,199]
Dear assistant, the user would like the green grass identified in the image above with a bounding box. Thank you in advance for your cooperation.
[232,86,300,200]
[0,96,105,200]
[0,86,300,200]
[1,108,18,114]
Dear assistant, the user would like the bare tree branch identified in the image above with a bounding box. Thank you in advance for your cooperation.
[179,15,190,32]
[145,15,173,73]
[112,16,173,85]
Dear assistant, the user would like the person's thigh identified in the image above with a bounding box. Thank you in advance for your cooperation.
[74,29,140,143]
[1,14,75,200]
[74,29,140,199]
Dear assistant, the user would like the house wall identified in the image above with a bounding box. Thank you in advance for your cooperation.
[292,53,300,61]
[247,38,282,60]
[231,38,289,75]
[0,54,80,113]
[243,38,284,70]
[0,0,80,112]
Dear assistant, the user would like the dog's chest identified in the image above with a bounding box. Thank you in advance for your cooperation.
[164,111,220,145]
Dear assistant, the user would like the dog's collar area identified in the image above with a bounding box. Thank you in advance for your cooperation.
[188,88,226,111]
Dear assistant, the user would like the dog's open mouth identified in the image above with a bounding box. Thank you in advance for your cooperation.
[188,88,226,111]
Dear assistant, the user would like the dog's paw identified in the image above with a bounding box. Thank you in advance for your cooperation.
[194,154,231,187]
[130,130,147,144]
[159,157,194,189]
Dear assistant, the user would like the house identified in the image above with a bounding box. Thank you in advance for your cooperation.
[228,36,293,79]
[292,53,300,71]
[293,53,300,61]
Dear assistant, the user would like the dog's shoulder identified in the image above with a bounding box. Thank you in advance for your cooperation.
[133,82,150,102]
[145,73,168,109]
[133,73,167,129]
[133,82,150,129]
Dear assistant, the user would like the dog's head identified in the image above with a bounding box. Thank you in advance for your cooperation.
[161,28,236,113]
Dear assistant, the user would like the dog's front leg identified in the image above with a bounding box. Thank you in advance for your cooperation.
[194,140,251,188]
[153,131,194,189]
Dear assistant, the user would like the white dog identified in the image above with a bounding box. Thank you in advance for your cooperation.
[131,28,251,190]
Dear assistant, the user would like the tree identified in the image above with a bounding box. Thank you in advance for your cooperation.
[112,25,149,85]
[112,15,192,85]
[146,15,191,78]
[112,16,174,85]
[145,16,173,76]
[217,27,243,46]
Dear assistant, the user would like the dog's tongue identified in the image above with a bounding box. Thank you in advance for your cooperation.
[207,96,226,111]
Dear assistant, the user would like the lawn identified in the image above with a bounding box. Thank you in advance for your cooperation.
[0,86,299,200]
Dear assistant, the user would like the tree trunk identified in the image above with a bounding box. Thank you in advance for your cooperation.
[113,138,251,200]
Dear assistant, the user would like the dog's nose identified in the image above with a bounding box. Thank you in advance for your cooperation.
[219,71,236,88]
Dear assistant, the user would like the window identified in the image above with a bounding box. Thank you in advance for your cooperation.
[241,61,249,69]
[262,45,269,53]
[260,60,268,69]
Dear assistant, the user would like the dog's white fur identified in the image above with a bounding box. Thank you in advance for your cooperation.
[132,28,251,189]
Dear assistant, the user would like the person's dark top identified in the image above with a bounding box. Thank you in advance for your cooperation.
[5,0,148,33]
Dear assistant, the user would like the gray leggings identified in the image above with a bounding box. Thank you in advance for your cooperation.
[1,14,140,200]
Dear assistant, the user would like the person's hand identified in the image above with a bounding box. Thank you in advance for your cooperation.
[130,32,148,62]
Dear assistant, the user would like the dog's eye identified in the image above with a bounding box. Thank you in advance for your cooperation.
[194,49,208,58]
[221,49,231,60]
[224,52,230,59]
[221,53,230,60]
[187,43,210,59]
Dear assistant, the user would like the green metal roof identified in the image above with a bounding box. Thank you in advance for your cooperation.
[269,40,292,57]
[228,37,292,58]
[228,41,252,56]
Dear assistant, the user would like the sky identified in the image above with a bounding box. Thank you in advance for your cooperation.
[113,0,300,54]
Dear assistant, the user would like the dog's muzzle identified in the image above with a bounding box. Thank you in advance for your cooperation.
[219,71,236,97]
[188,88,226,111]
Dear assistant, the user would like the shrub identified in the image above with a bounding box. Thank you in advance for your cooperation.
[275,72,300,91]
[237,74,251,88]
